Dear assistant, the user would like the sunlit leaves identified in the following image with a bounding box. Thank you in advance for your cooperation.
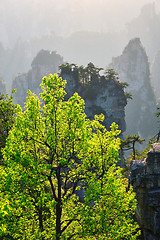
[0,91,16,163]
[1,74,140,239]
[78,165,140,240]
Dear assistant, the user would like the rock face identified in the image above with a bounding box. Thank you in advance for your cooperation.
[131,143,160,240]
[62,72,127,133]
[12,50,63,106]
[0,77,6,94]
[151,50,160,101]
[109,38,158,139]
[126,3,159,61]
[12,51,127,134]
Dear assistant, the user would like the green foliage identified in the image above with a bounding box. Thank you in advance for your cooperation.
[118,82,129,89]
[121,134,145,164]
[78,166,140,240]
[105,69,118,80]
[124,92,132,101]
[156,107,160,118]
[0,91,16,163]
[60,62,103,86]
[59,62,74,75]
[1,74,140,239]
[59,63,130,105]
[130,136,157,160]
[104,69,132,102]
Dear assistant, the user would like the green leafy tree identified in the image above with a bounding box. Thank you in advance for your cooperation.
[105,69,118,80]
[0,91,16,163]
[79,166,140,239]
[1,74,140,239]
[104,69,132,102]
[78,65,88,85]
[85,62,103,83]
[121,134,145,160]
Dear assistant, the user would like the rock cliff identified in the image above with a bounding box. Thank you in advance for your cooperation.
[12,50,63,106]
[131,143,160,240]
[151,50,160,101]
[109,38,158,139]
[61,70,127,133]
[0,77,6,94]
[12,51,127,134]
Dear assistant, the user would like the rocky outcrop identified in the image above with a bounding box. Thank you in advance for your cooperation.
[151,50,160,101]
[131,143,160,240]
[12,51,127,134]
[62,72,127,133]
[0,77,6,94]
[12,50,63,106]
[126,3,159,61]
[109,38,158,139]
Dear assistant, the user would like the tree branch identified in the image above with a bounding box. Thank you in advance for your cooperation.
[65,177,86,200]
[61,218,79,234]
[48,175,58,201]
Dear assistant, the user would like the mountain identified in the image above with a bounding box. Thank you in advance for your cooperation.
[12,50,63,106]
[151,50,160,101]
[109,38,158,139]
[60,67,127,134]
[0,77,6,94]
[126,3,160,60]
[12,51,127,134]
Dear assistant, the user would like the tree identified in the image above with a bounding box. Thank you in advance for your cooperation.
[121,134,145,160]
[105,69,118,81]
[85,62,103,83]
[104,69,132,102]
[1,74,140,239]
[79,166,140,239]
[59,62,74,75]
[0,91,16,163]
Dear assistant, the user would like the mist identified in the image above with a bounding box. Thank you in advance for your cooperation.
[1,0,160,96]
[0,0,159,47]
[0,0,160,160]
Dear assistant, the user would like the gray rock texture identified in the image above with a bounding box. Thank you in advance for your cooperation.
[12,50,63,107]
[130,143,160,240]
[0,77,6,94]
[109,38,158,139]
[12,50,127,134]
[61,73,127,133]
[151,50,160,101]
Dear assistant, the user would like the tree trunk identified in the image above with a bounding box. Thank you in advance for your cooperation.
[133,142,135,160]
[38,207,45,240]
[56,202,62,240]
[56,168,62,240]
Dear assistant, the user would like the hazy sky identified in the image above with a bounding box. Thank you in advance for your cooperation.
[0,0,160,46]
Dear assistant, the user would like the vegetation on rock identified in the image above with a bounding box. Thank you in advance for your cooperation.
[60,62,131,103]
